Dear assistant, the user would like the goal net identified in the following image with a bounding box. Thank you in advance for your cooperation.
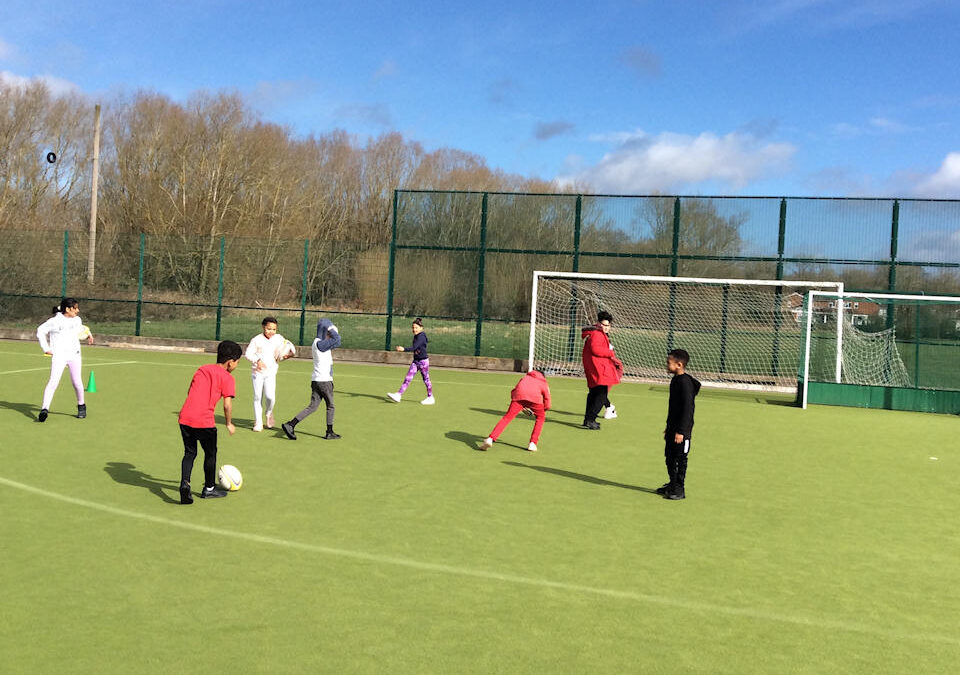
[801,291,960,407]
[529,271,843,392]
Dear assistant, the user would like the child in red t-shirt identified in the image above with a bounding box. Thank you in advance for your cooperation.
[481,370,551,452]
[178,341,242,504]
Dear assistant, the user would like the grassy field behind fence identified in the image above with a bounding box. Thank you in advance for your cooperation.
[2,340,959,674]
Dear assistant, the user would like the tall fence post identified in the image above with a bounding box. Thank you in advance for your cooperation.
[565,195,583,362]
[135,233,144,336]
[385,190,399,351]
[573,195,582,273]
[474,192,489,357]
[888,199,900,294]
[886,200,900,336]
[215,236,224,340]
[667,197,681,350]
[61,230,69,297]
[670,197,681,277]
[299,239,309,346]
[771,198,788,376]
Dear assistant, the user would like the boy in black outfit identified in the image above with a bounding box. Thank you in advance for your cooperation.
[657,349,701,500]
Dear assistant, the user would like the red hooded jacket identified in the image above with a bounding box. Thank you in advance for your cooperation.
[581,325,623,388]
[511,370,551,409]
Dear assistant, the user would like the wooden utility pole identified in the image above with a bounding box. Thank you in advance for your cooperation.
[87,103,101,284]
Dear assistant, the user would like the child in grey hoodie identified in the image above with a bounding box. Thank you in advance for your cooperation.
[282,318,341,440]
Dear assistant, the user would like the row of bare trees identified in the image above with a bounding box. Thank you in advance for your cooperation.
[0,81,572,307]
[4,80,958,322]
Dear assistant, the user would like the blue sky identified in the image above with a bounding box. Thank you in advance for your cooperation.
[2,0,960,198]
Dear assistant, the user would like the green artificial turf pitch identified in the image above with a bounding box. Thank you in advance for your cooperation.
[1,339,958,673]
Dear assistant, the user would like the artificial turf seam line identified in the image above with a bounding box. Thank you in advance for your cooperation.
[2,473,958,648]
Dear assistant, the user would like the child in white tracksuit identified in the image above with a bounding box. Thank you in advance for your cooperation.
[244,316,294,432]
[37,297,94,422]
[282,318,341,440]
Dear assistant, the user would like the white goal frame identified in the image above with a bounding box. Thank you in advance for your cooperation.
[801,289,960,408]
[529,271,844,392]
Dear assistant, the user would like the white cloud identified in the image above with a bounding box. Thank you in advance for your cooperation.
[333,102,392,128]
[830,116,918,138]
[247,79,320,110]
[868,117,915,133]
[914,152,960,197]
[0,70,80,97]
[534,120,574,141]
[619,46,661,78]
[566,130,795,194]
[0,39,15,60]
[487,77,520,106]
[373,60,396,80]
[724,0,947,35]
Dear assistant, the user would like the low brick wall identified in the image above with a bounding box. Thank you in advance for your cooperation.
[0,328,527,373]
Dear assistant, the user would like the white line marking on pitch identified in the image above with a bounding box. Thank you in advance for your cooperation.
[0,360,138,376]
[0,475,956,648]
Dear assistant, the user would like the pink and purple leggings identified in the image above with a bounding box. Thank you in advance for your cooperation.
[397,358,432,395]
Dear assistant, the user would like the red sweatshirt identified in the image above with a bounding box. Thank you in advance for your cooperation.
[511,370,551,409]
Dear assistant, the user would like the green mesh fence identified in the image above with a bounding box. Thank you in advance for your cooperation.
[3,192,960,360]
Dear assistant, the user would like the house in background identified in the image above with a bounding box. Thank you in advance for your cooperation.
[784,292,885,326]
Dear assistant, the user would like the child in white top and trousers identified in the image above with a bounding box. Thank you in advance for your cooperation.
[244,316,294,431]
[37,297,94,422]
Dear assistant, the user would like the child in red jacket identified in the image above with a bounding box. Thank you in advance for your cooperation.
[481,370,551,452]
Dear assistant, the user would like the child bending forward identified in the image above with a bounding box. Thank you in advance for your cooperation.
[481,370,551,452]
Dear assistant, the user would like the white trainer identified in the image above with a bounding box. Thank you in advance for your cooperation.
[421,395,436,405]
[604,405,617,419]
[387,392,401,402]
[265,412,275,429]
[481,437,494,450]
[252,424,263,432]
[527,442,538,452]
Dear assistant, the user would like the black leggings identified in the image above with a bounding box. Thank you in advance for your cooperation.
[180,424,218,489]
[584,385,608,423]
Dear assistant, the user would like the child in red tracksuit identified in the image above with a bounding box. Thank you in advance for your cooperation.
[481,370,551,452]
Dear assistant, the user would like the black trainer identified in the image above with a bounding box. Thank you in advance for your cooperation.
[200,486,228,499]
[324,430,341,440]
[38,409,48,423]
[655,483,671,496]
[180,484,193,505]
[281,422,297,440]
[665,487,685,500]
[582,421,601,430]
[77,404,86,419]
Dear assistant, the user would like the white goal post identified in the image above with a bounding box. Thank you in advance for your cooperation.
[529,271,843,393]
[801,289,960,408]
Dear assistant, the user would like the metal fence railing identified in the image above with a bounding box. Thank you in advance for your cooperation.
[3,191,960,360]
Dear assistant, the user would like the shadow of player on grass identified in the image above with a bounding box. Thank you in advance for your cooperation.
[502,461,658,494]
[104,462,181,504]
[0,399,43,420]
[340,389,393,403]
[445,430,485,450]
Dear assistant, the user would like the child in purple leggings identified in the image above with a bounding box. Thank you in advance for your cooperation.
[387,318,435,405]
